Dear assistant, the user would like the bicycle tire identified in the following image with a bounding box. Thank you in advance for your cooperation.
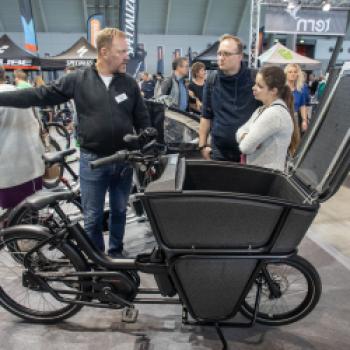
[6,199,83,230]
[0,228,87,323]
[47,122,71,149]
[240,255,322,326]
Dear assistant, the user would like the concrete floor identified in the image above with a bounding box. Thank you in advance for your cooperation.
[1,182,350,349]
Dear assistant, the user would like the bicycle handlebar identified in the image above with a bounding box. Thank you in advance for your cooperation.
[89,150,129,169]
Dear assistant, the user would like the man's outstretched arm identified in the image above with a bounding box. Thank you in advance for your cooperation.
[0,73,77,108]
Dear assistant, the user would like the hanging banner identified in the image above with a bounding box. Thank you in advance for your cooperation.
[137,43,146,71]
[126,43,146,77]
[264,6,348,36]
[87,14,105,48]
[119,0,139,57]
[174,48,182,59]
[18,0,38,53]
[156,46,164,74]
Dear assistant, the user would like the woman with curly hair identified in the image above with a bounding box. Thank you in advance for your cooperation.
[285,63,308,133]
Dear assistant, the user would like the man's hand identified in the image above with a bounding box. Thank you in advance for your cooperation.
[201,146,212,160]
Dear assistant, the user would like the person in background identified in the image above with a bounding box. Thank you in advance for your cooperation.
[317,75,327,101]
[140,72,155,99]
[0,28,150,258]
[33,75,45,88]
[14,69,32,89]
[0,66,44,224]
[33,75,53,123]
[301,71,310,106]
[199,34,259,161]
[153,72,164,98]
[308,73,319,97]
[236,66,299,171]
[284,63,307,134]
[188,61,206,114]
[160,57,189,111]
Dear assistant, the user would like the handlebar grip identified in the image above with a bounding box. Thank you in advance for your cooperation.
[89,151,128,169]
[123,134,139,143]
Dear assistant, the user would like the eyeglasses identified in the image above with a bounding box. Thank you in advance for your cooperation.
[217,51,241,57]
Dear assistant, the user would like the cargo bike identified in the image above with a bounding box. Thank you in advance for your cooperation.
[0,63,349,349]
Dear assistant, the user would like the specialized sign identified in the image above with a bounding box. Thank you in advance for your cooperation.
[18,0,38,52]
[66,59,94,67]
[119,0,139,57]
[76,46,89,58]
[264,6,348,36]
[0,45,9,54]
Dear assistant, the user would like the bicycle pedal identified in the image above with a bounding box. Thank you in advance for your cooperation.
[122,307,139,323]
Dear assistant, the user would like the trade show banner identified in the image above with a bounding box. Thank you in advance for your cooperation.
[174,49,182,59]
[18,0,38,53]
[119,0,139,57]
[156,46,164,74]
[87,14,105,47]
[264,6,348,36]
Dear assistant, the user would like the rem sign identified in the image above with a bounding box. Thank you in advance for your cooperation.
[264,6,348,36]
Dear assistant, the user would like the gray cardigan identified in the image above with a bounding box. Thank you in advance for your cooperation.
[0,84,44,188]
[236,99,293,171]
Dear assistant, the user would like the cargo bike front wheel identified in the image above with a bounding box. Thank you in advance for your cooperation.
[241,255,322,326]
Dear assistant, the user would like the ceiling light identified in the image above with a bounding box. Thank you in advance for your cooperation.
[322,1,331,11]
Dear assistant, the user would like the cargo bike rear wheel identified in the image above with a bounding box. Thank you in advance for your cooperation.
[241,255,321,326]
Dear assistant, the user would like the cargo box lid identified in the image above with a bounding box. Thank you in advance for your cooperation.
[290,62,350,202]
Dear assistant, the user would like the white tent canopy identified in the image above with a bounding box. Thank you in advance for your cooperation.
[258,43,321,70]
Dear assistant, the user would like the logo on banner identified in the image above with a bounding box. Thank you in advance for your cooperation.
[278,48,293,60]
[285,6,331,34]
[6,59,32,66]
[264,6,346,36]
[123,0,137,56]
[0,45,9,54]
[77,46,88,58]
[66,59,94,67]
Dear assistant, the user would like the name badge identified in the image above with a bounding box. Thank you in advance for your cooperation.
[115,93,128,104]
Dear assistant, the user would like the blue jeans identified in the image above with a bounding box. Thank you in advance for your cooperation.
[79,151,133,257]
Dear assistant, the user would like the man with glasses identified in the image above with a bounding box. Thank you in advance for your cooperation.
[0,28,150,258]
[159,57,189,112]
[199,34,259,161]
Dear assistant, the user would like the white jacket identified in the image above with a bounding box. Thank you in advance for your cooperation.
[236,99,293,172]
[0,84,44,188]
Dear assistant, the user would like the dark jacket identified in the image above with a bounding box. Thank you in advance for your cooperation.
[141,79,155,99]
[0,65,150,156]
[202,64,260,153]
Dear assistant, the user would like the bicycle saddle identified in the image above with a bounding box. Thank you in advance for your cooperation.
[43,148,76,165]
[19,190,76,210]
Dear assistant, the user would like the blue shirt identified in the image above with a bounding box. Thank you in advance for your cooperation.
[177,77,188,112]
[293,89,306,112]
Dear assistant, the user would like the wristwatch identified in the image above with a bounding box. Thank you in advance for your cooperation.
[198,144,208,151]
